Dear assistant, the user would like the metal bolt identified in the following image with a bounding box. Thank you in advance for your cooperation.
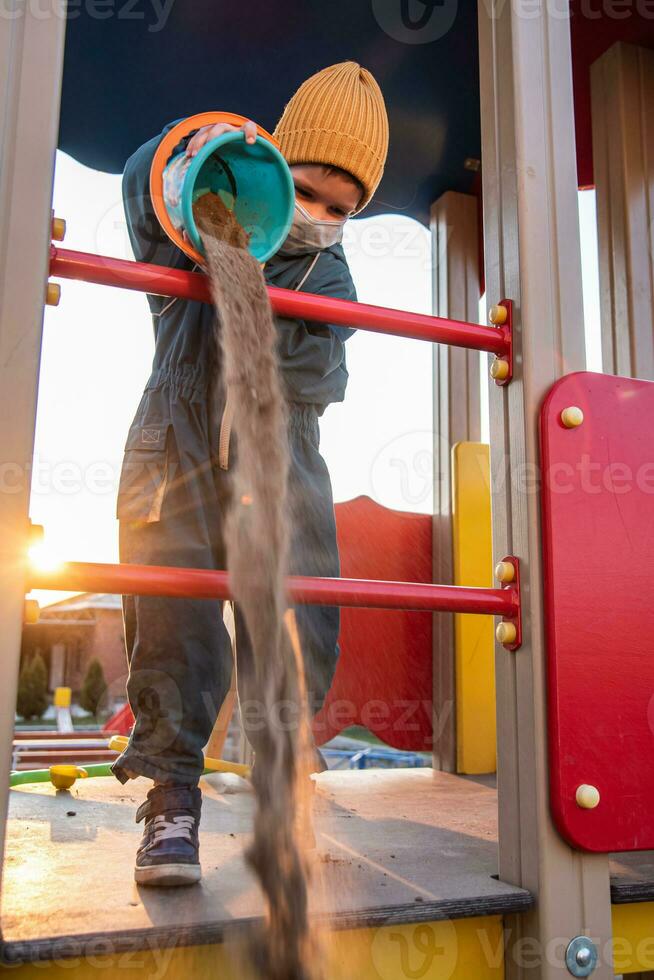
[490,358,509,382]
[561,406,584,429]
[576,948,592,968]
[495,561,515,584]
[45,282,61,306]
[575,784,600,810]
[489,304,508,326]
[565,936,598,977]
[496,621,517,646]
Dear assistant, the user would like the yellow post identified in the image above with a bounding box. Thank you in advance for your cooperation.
[53,687,71,709]
[451,442,496,774]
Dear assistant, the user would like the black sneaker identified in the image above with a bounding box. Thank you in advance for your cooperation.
[134,784,202,887]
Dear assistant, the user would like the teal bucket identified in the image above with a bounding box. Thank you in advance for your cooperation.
[162,132,295,263]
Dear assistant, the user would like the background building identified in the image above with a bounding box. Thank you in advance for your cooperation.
[20,594,125,701]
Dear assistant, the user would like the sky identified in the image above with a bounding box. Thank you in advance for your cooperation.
[29,151,601,605]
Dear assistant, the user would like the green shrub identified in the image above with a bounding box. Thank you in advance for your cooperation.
[16,653,48,720]
[79,657,107,716]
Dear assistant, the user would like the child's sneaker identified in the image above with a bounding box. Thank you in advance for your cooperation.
[134,784,202,886]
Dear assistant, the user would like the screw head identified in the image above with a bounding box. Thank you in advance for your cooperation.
[561,406,584,429]
[575,784,600,809]
[490,358,509,381]
[495,561,515,584]
[496,621,517,646]
[489,304,508,326]
[575,948,592,968]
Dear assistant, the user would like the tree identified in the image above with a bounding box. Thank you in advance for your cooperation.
[79,658,107,716]
[16,653,48,720]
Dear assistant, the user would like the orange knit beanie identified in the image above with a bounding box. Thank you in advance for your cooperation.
[273,62,389,212]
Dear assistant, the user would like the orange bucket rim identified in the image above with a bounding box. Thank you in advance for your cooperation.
[149,111,281,266]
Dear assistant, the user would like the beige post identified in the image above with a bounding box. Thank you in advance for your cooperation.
[479,4,613,977]
[591,42,654,381]
[430,191,480,772]
[0,10,66,898]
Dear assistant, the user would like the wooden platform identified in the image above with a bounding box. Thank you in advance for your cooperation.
[0,768,533,966]
[610,853,654,904]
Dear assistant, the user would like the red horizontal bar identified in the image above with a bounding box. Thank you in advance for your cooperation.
[30,561,517,617]
[49,246,509,356]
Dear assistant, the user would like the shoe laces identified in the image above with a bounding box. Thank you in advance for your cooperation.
[151,813,195,844]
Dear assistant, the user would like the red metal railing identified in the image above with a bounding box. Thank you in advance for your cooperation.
[49,246,510,356]
[44,246,519,625]
[29,561,518,617]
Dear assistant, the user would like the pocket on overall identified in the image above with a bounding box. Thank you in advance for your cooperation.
[116,422,174,524]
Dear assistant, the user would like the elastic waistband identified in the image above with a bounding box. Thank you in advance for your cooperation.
[146,369,321,434]
[146,366,210,397]
[287,402,319,437]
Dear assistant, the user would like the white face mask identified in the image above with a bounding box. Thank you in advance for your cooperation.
[277,201,346,256]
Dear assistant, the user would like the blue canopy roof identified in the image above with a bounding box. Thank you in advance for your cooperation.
[59,3,654,224]
[57,1,481,225]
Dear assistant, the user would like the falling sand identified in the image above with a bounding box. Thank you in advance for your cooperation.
[195,194,319,980]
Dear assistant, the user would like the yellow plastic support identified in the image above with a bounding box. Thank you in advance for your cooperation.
[496,621,517,647]
[490,358,509,382]
[452,442,496,774]
[488,303,508,326]
[45,281,61,306]
[51,214,66,241]
[494,561,515,584]
[6,914,505,978]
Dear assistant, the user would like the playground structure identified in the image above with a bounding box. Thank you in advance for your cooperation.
[2,5,654,979]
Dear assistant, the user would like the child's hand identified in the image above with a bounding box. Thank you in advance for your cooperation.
[185,120,257,157]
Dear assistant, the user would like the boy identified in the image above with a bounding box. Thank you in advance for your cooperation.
[113,62,389,886]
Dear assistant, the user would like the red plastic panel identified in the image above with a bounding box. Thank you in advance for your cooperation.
[541,372,654,852]
[313,495,433,752]
[103,702,133,736]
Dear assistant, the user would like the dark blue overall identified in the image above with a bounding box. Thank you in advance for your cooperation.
[112,121,356,786]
